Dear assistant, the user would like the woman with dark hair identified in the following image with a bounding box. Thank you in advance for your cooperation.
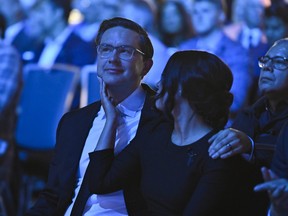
[157,0,194,54]
[88,50,256,215]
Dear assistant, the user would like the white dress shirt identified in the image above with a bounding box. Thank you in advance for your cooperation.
[4,21,23,45]
[242,26,262,49]
[65,86,146,216]
[38,27,72,67]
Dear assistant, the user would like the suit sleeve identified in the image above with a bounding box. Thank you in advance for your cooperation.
[88,140,141,194]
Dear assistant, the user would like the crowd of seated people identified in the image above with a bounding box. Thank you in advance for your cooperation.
[178,0,251,121]
[0,29,23,215]
[0,0,288,215]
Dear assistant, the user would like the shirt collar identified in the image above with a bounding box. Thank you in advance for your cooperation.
[117,86,146,117]
[243,25,262,45]
[45,26,72,45]
[98,85,146,119]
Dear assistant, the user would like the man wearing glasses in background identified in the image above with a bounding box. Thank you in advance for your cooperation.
[26,17,159,215]
[208,38,288,215]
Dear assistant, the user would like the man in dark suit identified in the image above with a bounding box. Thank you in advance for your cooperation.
[208,38,288,215]
[208,38,288,168]
[21,0,97,109]
[23,0,96,68]
[26,17,158,215]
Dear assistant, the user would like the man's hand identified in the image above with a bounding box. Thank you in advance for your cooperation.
[254,167,288,216]
[208,128,252,159]
[99,77,118,122]
[94,78,118,151]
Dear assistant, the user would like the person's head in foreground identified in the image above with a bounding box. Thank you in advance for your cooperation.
[155,50,233,130]
[258,38,288,108]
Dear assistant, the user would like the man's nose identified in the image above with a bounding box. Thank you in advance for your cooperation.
[108,49,120,61]
[262,60,274,72]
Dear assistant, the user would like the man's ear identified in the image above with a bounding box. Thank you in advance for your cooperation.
[142,59,153,78]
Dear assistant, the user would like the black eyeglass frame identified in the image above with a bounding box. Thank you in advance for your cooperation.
[258,56,288,70]
[96,44,146,60]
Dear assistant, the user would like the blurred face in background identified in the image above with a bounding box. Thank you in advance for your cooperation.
[243,0,265,28]
[72,0,101,23]
[161,2,183,34]
[97,0,119,21]
[25,0,62,38]
[0,0,23,24]
[264,16,287,46]
[191,1,223,35]
[119,4,149,30]
[231,0,246,23]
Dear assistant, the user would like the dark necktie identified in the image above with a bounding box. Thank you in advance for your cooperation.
[70,162,92,216]
[248,33,254,49]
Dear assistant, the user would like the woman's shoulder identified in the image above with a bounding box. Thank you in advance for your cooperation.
[133,118,173,146]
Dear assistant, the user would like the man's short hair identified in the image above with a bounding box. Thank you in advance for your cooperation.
[192,0,227,14]
[32,0,72,22]
[95,17,154,60]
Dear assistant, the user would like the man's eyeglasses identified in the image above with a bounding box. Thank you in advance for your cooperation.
[258,56,288,70]
[97,44,146,60]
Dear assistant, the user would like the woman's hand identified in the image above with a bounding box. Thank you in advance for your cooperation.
[94,78,119,151]
[99,77,118,123]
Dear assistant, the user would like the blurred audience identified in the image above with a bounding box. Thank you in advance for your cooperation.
[119,0,170,90]
[179,0,251,120]
[0,41,22,216]
[25,0,97,109]
[0,0,26,44]
[0,0,44,65]
[71,0,120,42]
[264,1,288,47]
[0,42,22,155]
[0,0,43,64]
[71,0,102,42]
[230,0,246,23]
[157,0,194,55]
[208,37,288,215]
[0,13,6,39]
[225,0,268,49]
[224,0,269,104]
[25,0,96,68]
